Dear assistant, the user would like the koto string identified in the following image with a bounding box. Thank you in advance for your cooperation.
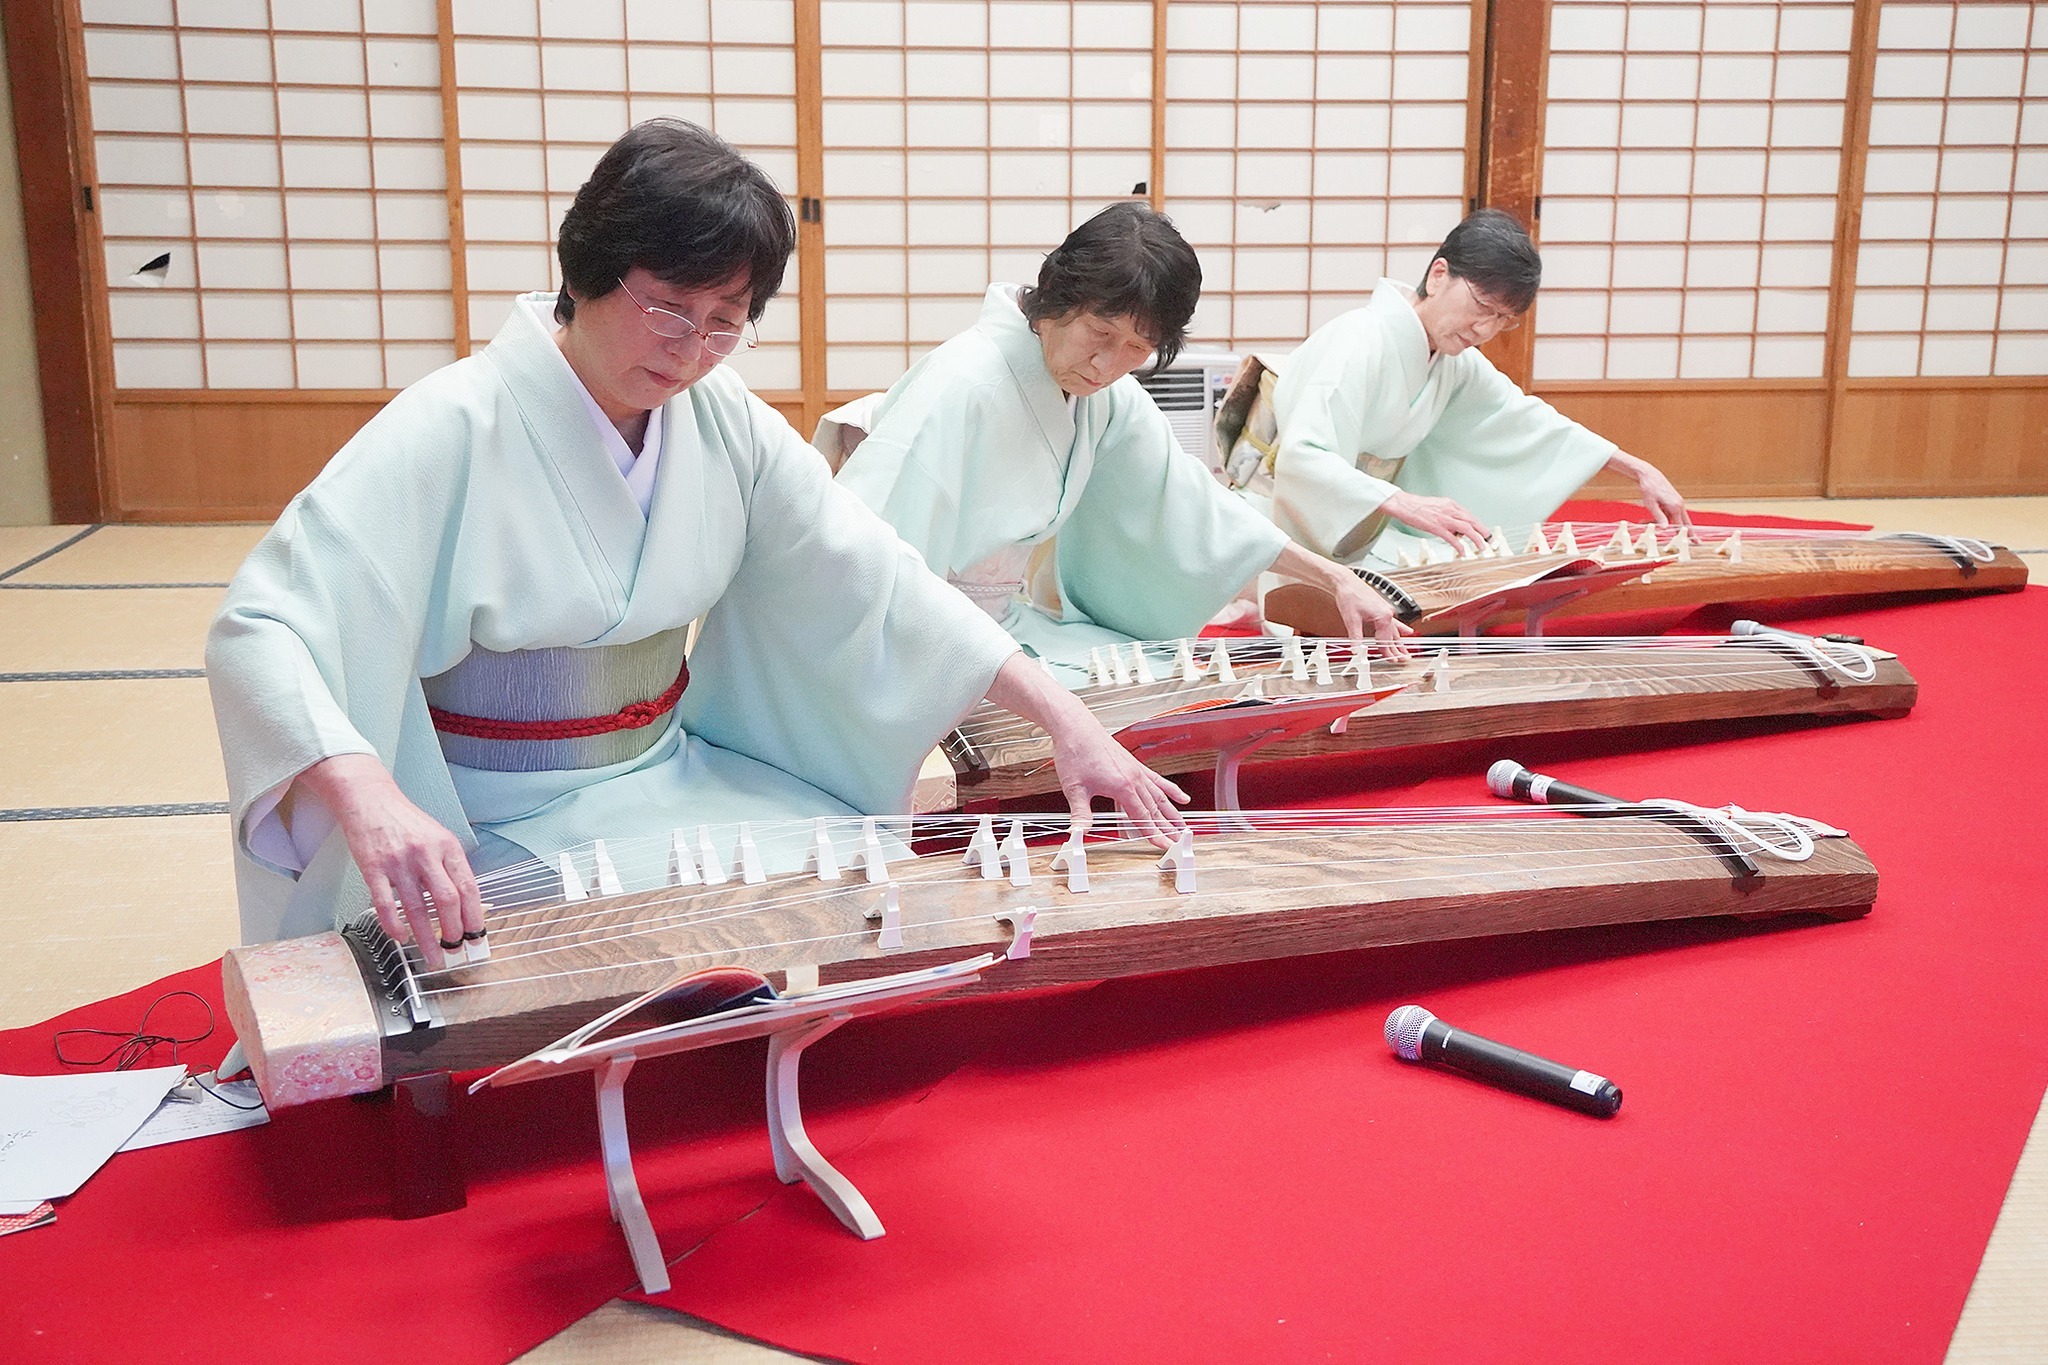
[1372,521,1996,590]
[400,808,1832,988]
[435,805,1829,925]
[949,635,1882,748]
[449,829,1749,964]
[416,843,1792,998]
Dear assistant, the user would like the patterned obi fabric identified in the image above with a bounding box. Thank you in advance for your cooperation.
[421,627,690,772]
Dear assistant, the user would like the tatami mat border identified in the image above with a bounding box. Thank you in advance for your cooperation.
[1,803,229,821]
[0,582,231,590]
[0,669,207,681]
[0,525,101,581]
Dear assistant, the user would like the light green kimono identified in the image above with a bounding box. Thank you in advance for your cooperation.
[208,293,1017,944]
[837,284,1288,685]
[1270,279,1617,566]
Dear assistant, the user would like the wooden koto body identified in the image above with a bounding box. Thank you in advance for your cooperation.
[1266,523,2028,638]
[223,807,1877,1109]
[918,630,1915,810]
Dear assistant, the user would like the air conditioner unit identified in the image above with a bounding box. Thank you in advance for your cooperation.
[1135,350,1241,473]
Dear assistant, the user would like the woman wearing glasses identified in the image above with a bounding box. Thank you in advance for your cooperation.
[208,120,1185,956]
[1268,209,1688,567]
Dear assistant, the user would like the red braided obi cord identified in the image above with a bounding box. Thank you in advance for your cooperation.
[428,661,690,741]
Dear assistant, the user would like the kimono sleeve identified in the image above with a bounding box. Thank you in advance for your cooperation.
[835,365,997,579]
[679,392,1020,814]
[204,404,473,885]
[1404,355,1617,531]
[1053,382,1287,641]
[1270,330,1404,560]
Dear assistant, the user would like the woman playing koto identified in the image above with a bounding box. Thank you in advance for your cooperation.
[836,203,1408,687]
[1268,209,1689,566]
[207,121,1185,966]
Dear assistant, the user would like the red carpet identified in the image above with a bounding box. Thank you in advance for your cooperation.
[4,562,2042,1363]
[637,587,2048,1363]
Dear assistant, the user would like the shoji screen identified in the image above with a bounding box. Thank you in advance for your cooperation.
[1847,2,2043,378]
[1161,0,1475,355]
[1536,0,1854,383]
[450,0,802,393]
[82,0,453,391]
[1532,0,1854,494]
[1828,0,2048,492]
[815,0,1155,395]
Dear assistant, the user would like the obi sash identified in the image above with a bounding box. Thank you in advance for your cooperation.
[422,627,690,773]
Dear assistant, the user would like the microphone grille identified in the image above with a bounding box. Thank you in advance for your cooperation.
[1486,759,1526,799]
[1385,1004,1436,1061]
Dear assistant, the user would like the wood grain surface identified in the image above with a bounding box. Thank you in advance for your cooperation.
[322,813,1879,1077]
[925,638,1915,808]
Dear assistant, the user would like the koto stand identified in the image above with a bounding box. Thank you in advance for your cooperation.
[475,953,1004,1293]
[1113,688,1391,811]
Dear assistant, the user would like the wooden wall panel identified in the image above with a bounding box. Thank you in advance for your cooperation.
[108,396,392,521]
[1826,381,2048,497]
[107,390,811,521]
[1533,382,1829,497]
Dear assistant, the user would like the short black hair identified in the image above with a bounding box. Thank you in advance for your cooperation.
[1019,203,1202,370]
[1417,208,1542,314]
[555,119,795,325]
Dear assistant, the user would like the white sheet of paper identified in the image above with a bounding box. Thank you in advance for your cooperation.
[0,1067,186,1202]
[119,1075,269,1151]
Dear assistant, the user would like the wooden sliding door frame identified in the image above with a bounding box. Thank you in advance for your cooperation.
[1818,0,1883,495]
[4,0,109,521]
[1472,0,1552,390]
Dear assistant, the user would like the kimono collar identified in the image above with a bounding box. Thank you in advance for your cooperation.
[975,283,1078,458]
[484,293,667,615]
[517,295,663,515]
[1368,277,1439,393]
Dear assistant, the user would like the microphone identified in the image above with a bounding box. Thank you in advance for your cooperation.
[1385,1005,1622,1118]
[1487,758,1628,809]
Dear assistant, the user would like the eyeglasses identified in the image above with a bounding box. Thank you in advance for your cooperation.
[1458,276,1525,332]
[615,277,758,357]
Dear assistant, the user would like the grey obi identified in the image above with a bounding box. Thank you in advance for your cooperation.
[421,627,691,772]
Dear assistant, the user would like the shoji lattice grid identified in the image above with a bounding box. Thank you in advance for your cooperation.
[1849,2,2046,377]
[83,0,453,390]
[1535,0,1855,381]
[817,0,1155,391]
[1162,0,1473,354]
[451,0,801,392]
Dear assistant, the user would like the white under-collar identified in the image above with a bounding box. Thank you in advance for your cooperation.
[524,294,664,516]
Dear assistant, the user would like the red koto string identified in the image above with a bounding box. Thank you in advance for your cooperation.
[429,663,689,741]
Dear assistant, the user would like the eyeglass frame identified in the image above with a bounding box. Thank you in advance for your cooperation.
[1455,275,1526,333]
[613,276,759,357]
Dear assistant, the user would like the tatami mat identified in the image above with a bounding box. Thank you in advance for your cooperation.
[0,814,237,1030]
[1699,497,2048,551]
[0,524,81,575]
[6,523,264,585]
[0,588,224,672]
[516,1303,819,1364]
[0,678,224,809]
[1948,1092,2048,1364]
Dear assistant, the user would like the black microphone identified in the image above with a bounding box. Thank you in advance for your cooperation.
[1385,1005,1622,1118]
[1486,758,1628,809]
